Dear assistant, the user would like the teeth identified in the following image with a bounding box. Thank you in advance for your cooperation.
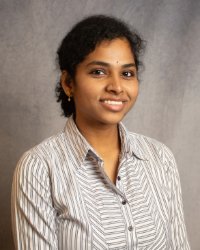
[103,100,123,105]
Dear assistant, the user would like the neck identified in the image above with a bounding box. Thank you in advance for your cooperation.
[74,118,121,157]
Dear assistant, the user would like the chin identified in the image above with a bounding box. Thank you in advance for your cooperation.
[98,113,126,125]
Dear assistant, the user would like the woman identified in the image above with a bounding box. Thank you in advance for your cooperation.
[11,15,190,249]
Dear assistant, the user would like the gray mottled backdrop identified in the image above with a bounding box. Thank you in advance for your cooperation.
[0,0,199,249]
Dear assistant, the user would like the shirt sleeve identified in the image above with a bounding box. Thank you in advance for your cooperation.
[11,151,58,250]
[168,152,191,250]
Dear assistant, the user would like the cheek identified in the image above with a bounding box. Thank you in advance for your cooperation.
[128,82,139,99]
[73,85,98,108]
[135,85,139,98]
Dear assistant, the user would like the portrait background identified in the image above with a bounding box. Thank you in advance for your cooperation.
[0,0,199,249]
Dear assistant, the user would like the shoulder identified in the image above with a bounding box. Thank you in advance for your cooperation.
[14,131,67,178]
[28,131,67,160]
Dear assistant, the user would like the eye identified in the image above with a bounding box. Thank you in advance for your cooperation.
[122,71,136,78]
[89,69,106,77]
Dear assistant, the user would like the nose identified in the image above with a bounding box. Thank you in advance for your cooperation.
[106,74,123,95]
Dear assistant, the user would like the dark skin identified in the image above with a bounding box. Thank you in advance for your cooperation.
[76,120,121,183]
[61,38,139,183]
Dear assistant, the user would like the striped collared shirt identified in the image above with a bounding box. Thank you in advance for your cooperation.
[11,116,190,250]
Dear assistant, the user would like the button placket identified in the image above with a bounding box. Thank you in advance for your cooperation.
[116,173,123,192]
[128,225,133,231]
[116,168,135,239]
[122,200,127,205]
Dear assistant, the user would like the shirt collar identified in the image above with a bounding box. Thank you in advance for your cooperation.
[118,122,149,161]
[64,116,148,168]
[64,117,101,166]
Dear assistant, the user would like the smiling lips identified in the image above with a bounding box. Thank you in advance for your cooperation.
[103,100,123,105]
[100,99,127,111]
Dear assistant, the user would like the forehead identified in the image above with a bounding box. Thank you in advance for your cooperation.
[83,38,135,64]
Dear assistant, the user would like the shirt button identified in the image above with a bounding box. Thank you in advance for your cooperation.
[117,176,121,181]
[128,226,133,231]
[122,200,126,205]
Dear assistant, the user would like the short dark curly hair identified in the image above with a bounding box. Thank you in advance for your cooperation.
[56,15,145,117]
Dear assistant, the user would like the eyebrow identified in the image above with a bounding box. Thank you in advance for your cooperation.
[86,61,136,68]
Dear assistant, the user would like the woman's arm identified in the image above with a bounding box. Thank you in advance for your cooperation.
[11,151,58,250]
[169,154,191,250]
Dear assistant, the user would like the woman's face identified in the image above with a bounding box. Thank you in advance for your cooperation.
[70,38,139,128]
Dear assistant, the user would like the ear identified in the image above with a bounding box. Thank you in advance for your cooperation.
[60,70,73,96]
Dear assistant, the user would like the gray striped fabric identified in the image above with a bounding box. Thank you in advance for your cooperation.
[11,116,190,249]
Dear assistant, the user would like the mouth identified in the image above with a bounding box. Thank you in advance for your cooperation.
[102,100,124,105]
[100,99,128,112]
